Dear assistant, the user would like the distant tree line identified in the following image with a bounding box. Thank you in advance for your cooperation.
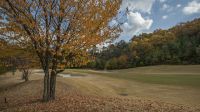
[87,18,200,70]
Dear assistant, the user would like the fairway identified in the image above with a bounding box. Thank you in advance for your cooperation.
[65,65,200,88]
[129,74,200,88]
[63,65,200,106]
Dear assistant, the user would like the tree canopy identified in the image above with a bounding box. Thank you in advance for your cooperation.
[0,0,121,101]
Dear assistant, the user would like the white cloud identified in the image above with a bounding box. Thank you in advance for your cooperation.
[183,1,200,15]
[162,15,168,19]
[177,4,181,8]
[120,0,155,14]
[120,12,153,38]
[116,0,155,41]
[161,4,174,12]
[162,4,169,10]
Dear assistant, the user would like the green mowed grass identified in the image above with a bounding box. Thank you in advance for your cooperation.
[65,65,200,88]
[114,74,200,88]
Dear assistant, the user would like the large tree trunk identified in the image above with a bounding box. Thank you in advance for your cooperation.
[42,54,58,102]
[50,70,57,100]
[43,69,50,102]
[43,69,57,102]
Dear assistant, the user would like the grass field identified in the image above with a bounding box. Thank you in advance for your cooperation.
[63,65,200,106]
[0,65,200,111]
[65,65,200,88]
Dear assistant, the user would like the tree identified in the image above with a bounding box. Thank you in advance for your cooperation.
[16,57,32,82]
[0,56,17,75]
[0,0,121,101]
[117,55,128,68]
[105,57,118,69]
[88,18,200,69]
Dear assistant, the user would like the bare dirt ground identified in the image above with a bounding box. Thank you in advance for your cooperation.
[0,70,200,112]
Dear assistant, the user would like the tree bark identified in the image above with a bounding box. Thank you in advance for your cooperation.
[21,70,29,82]
[43,69,57,101]
[43,69,50,102]
[42,53,58,101]
[24,74,29,82]
[50,70,57,100]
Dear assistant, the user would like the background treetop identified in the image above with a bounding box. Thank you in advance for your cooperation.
[0,0,121,55]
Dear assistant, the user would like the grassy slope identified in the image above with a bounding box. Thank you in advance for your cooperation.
[65,65,200,88]
[62,65,200,106]
[1,65,200,111]
[1,71,199,112]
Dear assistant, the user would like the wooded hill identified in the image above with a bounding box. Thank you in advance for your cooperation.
[87,18,200,70]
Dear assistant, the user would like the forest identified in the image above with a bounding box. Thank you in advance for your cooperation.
[87,18,200,70]
[1,18,200,71]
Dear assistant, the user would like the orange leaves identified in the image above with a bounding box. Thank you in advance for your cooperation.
[0,0,122,69]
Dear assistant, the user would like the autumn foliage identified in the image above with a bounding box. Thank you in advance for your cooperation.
[0,0,121,101]
[88,18,200,69]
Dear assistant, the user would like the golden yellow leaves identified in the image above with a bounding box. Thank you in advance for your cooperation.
[0,0,121,67]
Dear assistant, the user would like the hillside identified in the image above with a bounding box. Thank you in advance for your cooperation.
[87,18,200,70]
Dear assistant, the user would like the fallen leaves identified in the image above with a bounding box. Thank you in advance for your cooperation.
[0,74,199,112]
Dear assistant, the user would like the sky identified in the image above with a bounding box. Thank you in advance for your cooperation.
[115,0,200,41]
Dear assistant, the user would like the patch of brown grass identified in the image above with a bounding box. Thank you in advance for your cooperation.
[0,72,199,112]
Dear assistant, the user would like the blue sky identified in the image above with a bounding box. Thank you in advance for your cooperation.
[116,0,200,41]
